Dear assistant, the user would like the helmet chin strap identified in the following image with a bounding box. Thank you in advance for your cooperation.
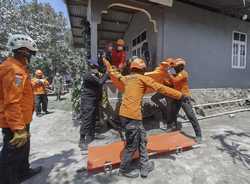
[14,49,33,64]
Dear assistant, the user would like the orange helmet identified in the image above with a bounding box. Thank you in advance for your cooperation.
[35,69,43,76]
[130,58,146,70]
[175,58,186,66]
[116,39,125,46]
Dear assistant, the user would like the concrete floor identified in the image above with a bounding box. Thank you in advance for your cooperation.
[1,95,250,184]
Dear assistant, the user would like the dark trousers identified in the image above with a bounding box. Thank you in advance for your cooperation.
[166,98,182,130]
[35,94,48,114]
[120,117,149,170]
[0,125,30,184]
[80,101,99,142]
[151,93,173,128]
[170,97,202,137]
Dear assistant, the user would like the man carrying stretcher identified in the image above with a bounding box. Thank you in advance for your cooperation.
[103,57,185,178]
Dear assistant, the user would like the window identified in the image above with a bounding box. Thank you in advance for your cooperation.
[132,50,136,56]
[131,31,147,57]
[232,31,247,69]
[132,39,136,47]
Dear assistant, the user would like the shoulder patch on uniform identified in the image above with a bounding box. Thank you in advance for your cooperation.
[15,74,23,87]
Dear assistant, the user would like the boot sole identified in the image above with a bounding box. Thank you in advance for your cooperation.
[141,162,155,178]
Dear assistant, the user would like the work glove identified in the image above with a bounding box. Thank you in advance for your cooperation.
[10,129,29,148]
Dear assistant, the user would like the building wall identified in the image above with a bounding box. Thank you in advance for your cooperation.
[163,1,250,88]
[123,12,158,70]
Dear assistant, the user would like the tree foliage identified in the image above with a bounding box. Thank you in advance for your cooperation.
[0,0,86,81]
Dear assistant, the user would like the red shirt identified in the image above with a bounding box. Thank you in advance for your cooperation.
[111,49,126,69]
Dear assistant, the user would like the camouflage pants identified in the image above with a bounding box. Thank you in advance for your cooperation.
[119,117,149,170]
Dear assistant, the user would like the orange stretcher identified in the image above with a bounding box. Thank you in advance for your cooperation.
[88,131,196,173]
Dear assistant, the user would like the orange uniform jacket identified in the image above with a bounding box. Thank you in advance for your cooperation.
[145,62,173,92]
[31,78,49,95]
[0,57,34,130]
[170,70,191,97]
[103,59,183,120]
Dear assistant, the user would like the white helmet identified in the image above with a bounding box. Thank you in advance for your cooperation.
[7,34,38,52]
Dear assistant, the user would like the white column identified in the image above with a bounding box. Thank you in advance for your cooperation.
[90,21,98,60]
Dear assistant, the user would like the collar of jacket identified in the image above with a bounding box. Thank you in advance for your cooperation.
[9,57,28,69]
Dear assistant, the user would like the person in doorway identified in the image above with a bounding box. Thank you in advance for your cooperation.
[0,34,42,184]
[32,69,49,117]
[168,58,202,143]
[53,72,63,101]
[141,42,151,70]
[103,57,184,178]
[105,42,113,62]
[111,39,126,71]
[79,59,109,151]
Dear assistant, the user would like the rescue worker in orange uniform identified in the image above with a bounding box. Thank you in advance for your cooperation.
[168,58,202,143]
[0,34,42,184]
[103,57,184,178]
[111,39,126,71]
[146,58,176,129]
[32,69,49,117]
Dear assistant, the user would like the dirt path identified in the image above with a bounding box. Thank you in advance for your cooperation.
[1,94,250,184]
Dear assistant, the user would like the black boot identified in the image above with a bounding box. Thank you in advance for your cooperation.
[119,168,139,178]
[19,166,42,182]
[140,161,155,178]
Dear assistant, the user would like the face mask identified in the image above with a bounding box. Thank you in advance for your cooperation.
[117,46,123,51]
[15,50,33,63]
[168,67,176,75]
